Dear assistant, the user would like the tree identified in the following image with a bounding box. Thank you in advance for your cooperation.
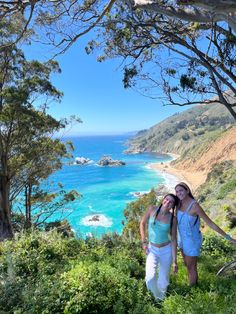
[1,1,236,34]
[88,1,236,119]
[134,0,236,32]
[1,2,236,119]
[13,183,80,231]
[0,43,81,239]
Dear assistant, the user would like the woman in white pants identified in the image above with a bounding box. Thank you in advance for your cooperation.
[140,194,178,300]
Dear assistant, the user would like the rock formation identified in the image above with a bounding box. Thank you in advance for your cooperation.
[97,156,126,166]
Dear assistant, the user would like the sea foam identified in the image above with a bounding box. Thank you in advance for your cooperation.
[81,214,112,227]
[128,191,149,198]
[161,172,179,191]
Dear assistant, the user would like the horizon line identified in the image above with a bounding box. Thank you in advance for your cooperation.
[61,131,139,137]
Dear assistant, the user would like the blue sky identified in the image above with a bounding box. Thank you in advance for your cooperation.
[27,36,189,135]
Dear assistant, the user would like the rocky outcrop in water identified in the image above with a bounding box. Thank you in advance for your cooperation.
[97,156,126,167]
[89,215,100,222]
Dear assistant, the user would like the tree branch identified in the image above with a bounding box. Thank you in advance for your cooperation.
[134,0,236,32]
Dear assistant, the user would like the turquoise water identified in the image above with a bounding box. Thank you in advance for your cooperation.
[49,134,172,237]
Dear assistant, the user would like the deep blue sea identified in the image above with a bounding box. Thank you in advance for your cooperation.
[48,134,172,238]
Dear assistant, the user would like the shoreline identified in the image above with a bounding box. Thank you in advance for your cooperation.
[149,159,207,192]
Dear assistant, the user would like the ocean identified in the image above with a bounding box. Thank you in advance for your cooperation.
[48,134,173,238]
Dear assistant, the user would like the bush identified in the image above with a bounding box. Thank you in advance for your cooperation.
[182,133,190,141]
[201,235,235,258]
[217,179,236,199]
[0,231,82,278]
[59,261,147,314]
[0,231,236,313]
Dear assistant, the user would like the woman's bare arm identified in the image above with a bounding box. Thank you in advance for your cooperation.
[171,216,178,273]
[193,203,236,244]
[140,206,152,244]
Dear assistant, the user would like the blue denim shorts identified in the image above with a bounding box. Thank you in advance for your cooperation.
[178,233,202,257]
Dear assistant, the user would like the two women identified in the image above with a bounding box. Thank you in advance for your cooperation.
[140,183,236,300]
[140,193,178,300]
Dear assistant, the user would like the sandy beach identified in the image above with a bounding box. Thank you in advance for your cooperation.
[150,159,207,192]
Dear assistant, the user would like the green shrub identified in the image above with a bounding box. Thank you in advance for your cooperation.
[60,261,147,314]
[0,231,82,278]
[201,235,235,258]
[0,231,236,313]
[217,179,236,199]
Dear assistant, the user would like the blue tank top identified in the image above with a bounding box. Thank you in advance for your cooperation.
[148,214,171,245]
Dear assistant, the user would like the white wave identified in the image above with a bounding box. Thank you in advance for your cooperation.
[160,172,179,191]
[81,214,112,227]
[128,191,149,198]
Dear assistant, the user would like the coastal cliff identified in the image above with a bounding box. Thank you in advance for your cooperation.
[127,100,236,185]
[126,100,236,237]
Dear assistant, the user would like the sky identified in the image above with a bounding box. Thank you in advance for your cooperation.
[26,36,189,136]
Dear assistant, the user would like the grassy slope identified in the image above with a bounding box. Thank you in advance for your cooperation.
[127,102,234,156]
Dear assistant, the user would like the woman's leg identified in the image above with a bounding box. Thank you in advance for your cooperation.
[180,249,187,266]
[184,255,198,285]
[145,246,159,299]
[156,245,172,299]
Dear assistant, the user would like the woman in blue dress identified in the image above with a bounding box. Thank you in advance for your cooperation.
[175,182,236,286]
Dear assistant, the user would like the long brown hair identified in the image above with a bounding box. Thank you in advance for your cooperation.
[175,182,199,226]
[154,193,178,233]
[175,182,195,199]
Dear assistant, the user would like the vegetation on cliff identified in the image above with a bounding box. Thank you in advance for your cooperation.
[127,101,235,156]
[196,161,236,236]
[0,230,235,313]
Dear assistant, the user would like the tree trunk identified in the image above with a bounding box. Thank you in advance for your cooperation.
[0,82,12,239]
[25,184,32,229]
[0,175,13,240]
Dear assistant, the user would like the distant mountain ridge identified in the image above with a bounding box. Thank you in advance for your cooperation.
[126,101,235,157]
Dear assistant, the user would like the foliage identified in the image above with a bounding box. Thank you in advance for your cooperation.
[60,261,145,314]
[0,231,235,313]
[217,178,236,200]
[44,219,75,237]
[122,189,157,241]
[13,187,81,231]
[0,21,81,239]
[201,234,236,258]
[85,0,236,119]
[195,161,236,237]
[2,1,236,120]
[126,105,234,156]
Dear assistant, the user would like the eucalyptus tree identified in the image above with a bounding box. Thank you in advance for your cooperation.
[0,43,81,239]
[1,1,236,118]
[134,0,236,32]
[1,1,236,34]
[90,1,236,119]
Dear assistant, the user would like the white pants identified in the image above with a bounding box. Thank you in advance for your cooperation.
[145,243,172,300]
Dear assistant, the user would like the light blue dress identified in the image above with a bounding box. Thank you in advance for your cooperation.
[177,200,202,256]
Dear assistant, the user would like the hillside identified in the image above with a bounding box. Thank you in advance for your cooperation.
[172,126,236,172]
[126,99,236,190]
[125,99,236,239]
[126,101,235,156]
